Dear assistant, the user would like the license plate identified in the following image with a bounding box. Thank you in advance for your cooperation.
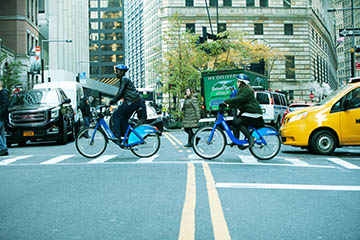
[23,131,34,137]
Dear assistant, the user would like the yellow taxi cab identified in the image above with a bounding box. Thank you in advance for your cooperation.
[280,77,360,154]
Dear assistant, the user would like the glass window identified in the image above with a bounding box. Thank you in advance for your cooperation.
[186,23,195,34]
[100,44,123,51]
[10,90,60,107]
[90,22,98,30]
[246,0,255,7]
[218,23,226,33]
[254,23,263,35]
[90,66,99,74]
[101,66,114,74]
[283,0,291,8]
[273,94,281,105]
[100,22,122,30]
[256,92,270,104]
[285,56,295,79]
[101,55,116,62]
[89,33,99,41]
[100,11,123,18]
[209,0,218,6]
[185,0,193,6]
[260,0,268,7]
[284,24,293,35]
[100,0,122,8]
[39,0,45,13]
[89,0,98,8]
[90,55,99,61]
[100,32,122,40]
[89,11,98,19]
[223,0,232,6]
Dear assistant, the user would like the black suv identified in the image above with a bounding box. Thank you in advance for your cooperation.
[6,88,75,146]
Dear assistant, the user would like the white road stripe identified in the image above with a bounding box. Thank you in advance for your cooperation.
[88,155,117,164]
[188,154,202,160]
[327,158,360,169]
[0,155,33,165]
[136,154,159,163]
[216,183,360,191]
[284,158,310,166]
[239,155,257,163]
[40,155,75,165]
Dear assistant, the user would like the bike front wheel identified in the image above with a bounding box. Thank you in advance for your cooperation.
[249,127,281,160]
[130,133,160,158]
[75,126,107,158]
[193,126,226,160]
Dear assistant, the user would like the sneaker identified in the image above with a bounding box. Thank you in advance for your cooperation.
[184,143,192,148]
[0,149,9,156]
[195,137,201,146]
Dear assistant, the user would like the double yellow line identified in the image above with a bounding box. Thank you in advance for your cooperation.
[178,163,231,240]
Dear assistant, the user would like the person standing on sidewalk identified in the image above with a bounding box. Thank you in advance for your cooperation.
[80,96,91,137]
[182,88,200,147]
[0,81,9,156]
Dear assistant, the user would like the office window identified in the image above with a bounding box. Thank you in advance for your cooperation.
[254,23,263,35]
[185,0,193,6]
[31,0,34,21]
[186,23,195,34]
[246,0,255,7]
[223,0,232,6]
[284,24,293,35]
[218,23,226,33]
[210,0,218,6]
[27,0,30,17]
[39,0,45,13]
[89,0,98,8]
[260,0,268,7]
[27,33,30,55]
[285,56,295,79]
[283,0,291,8]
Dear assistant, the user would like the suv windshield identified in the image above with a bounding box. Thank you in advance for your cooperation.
[10,89,60,107]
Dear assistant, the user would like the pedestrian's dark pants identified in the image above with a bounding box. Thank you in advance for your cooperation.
[83,116,91,137]
[113,101,142,139]
[184,128,194,144]
[232,115,265,140]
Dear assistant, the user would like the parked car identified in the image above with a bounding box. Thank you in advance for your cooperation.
[33,81,84,134]
[255,90,288,129]
[281,102,314,125]
[6,88,75,146]
[281,77,360,154]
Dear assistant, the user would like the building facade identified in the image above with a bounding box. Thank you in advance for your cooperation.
[0,0,40,89]
[145,0,338,100]
[89,0,125,86]
[333,0,360,83]
[125,0,145,88]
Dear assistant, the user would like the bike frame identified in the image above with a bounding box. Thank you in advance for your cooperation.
[92,118,145,147]
[208,113,267,146]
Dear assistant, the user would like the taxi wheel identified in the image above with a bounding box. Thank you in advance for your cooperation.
[310,130,337,155]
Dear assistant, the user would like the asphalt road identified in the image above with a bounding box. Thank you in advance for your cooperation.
[0,130,360,240]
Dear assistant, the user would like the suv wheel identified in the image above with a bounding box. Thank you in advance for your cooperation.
[310,130,337,154]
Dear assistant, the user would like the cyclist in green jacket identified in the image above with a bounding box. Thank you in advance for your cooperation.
[224,74,264,148]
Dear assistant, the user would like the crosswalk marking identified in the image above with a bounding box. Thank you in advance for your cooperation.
[0,155,33,165]
[88,155,117,164]
[327,158,360,169]
[40,155,75,165]
[239,155,257,163]
[136,154,159,163]
[284,158,310,166]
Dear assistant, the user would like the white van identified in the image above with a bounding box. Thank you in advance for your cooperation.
[34,81,84,133]
[255,90,288,129]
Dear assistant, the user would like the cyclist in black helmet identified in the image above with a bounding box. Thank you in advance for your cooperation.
[108,64,144,142]
[224,74,264,148]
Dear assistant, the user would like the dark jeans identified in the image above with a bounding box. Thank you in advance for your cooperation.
[184,128,194,144]
[113,101,142,138]
[0,121,7,151]
[232,115,265,139]
[83,116,90,128]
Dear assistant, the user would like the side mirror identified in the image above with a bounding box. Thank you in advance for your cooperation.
[63,98,71,104]
[343,99,351,110]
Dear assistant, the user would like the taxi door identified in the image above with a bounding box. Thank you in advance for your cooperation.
[340,88,360,145]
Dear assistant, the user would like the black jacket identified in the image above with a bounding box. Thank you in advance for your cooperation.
[80,99,91,117]
[0,88,9,121]
[110,77,141,105]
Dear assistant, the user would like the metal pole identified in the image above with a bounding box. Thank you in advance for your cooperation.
[351,0,355,78]
[41,40,44,83]
[216,0,219,34]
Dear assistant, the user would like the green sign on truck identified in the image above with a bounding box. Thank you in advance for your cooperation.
[201,69,268,112]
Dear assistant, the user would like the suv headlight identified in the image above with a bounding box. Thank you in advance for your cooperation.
[51,107,60,120]
[288,112,308,123]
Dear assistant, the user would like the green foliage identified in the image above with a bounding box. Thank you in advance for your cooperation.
[0,53,22,91]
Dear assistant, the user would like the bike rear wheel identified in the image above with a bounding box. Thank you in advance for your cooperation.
[193,126,226,160]
[75,126,107,158]
[130,133,160,158]
[249,127,281,160]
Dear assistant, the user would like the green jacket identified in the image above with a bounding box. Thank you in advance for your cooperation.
[224,85,262,114]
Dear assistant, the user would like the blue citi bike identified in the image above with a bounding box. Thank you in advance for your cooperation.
[75,105,161,158]
[192,104,281,160]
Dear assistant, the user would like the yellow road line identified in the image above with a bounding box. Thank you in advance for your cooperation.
[202,162,231,240]
[163,132,177,145]
[178,162,196,240]
[166,132,184,145]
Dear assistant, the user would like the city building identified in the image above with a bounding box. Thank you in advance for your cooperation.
[332,0,360,83]
[89,0,125,86]
[125,0,145,88]
[0,0,40,89]
[144,0,338,100]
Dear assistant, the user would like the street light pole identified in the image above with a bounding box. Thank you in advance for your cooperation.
[41,39,72,83]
